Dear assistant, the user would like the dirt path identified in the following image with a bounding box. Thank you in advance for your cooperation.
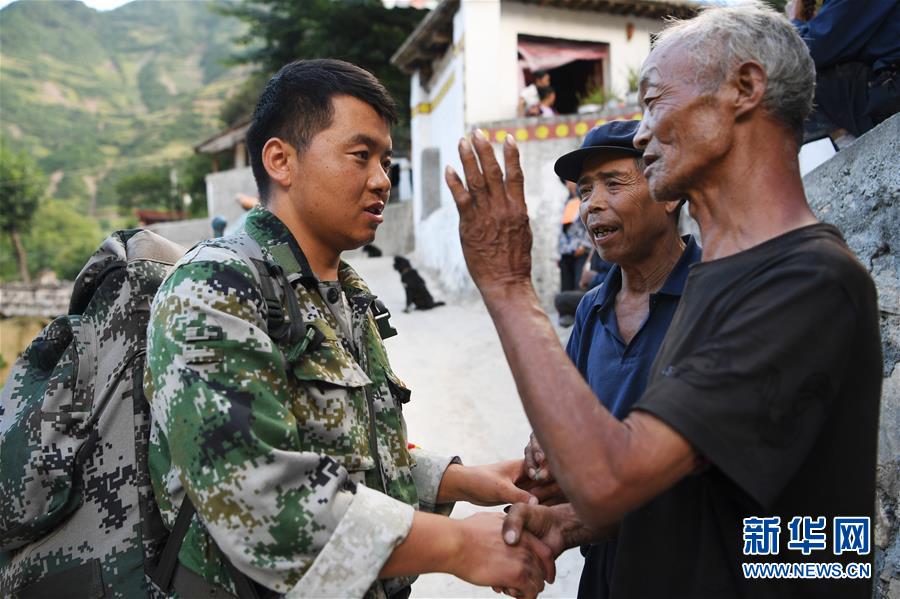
[349,254,582,598]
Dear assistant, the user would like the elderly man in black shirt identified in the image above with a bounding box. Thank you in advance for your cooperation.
[444,1,882,597]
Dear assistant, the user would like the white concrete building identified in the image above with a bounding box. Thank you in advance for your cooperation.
[392,0,698,307]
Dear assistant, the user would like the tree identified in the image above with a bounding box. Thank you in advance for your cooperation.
[179,153,214,217]
[218,0,425,152]
[220,71,270,127]
[23,200,104,281]
[113,154,213,217]
[0,146,45,282]
[114,167,175,213]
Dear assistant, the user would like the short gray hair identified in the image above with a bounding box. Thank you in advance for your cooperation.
[653,0,815,142]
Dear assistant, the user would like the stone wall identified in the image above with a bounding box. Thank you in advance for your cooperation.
[147,217,210,248]
[0,282,73,318]
[802,113,899,597]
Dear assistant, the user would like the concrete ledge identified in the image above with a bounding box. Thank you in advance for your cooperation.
[802,113,900,597]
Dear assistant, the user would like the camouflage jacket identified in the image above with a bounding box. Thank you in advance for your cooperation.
[145,207,456,598]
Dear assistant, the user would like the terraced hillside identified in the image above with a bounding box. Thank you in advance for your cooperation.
[0,0,248,211]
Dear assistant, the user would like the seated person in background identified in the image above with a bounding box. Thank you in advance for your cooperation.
[556,179,593,326]
[787,0,900,145]
[518,70,550,117]
[526,120,700,599]
[581,249,614,290]
[538,86,558,116]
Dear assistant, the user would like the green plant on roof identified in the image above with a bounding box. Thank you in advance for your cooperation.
[578,85,620,107]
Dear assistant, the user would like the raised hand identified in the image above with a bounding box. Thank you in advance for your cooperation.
[444,131,534,297]
[451,512,555,599]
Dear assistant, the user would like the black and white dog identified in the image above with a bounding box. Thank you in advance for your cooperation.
[393,256,445,313]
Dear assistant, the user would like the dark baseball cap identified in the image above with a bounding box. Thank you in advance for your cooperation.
[554,119,643,183]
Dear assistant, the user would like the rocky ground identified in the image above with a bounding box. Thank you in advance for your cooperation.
[348,253,582,598]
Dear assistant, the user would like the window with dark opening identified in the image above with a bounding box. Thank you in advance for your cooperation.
[517,35,609,116]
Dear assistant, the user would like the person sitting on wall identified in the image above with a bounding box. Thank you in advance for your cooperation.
[786,0,900,146]
[518,70,551,117]
[539,86,558,117]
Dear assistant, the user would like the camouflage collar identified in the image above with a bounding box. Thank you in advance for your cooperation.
[244,207,373,301]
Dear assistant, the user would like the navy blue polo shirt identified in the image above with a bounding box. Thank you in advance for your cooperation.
[565,235,700,418]
[565,235,700,599]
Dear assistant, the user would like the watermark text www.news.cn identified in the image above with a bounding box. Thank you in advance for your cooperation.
[741,516,871,580]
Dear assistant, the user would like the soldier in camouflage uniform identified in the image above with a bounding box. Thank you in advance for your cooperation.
[146,59,554,599]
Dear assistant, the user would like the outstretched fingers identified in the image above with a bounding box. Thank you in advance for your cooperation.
[445,164,472,212]
[458,135,487,199]
[471,129,505,198]
[503,135,526,207]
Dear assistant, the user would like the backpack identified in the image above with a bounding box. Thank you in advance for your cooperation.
[0,228,397,598]
[0,230,185,598]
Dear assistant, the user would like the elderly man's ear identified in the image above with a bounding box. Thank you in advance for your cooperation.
[664,200,683,217]
[731,61,768,119]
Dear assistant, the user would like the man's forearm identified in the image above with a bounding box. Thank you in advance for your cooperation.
[480,283,635,527]
[551,503,616,549]
[380,512,460,578]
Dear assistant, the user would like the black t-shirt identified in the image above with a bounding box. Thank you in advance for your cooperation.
[611,224,881,598]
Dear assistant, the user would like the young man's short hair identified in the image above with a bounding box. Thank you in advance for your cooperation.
[246,59,398,202]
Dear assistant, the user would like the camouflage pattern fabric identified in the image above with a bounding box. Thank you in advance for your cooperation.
[146,207,457,598]
[0,230,186,598]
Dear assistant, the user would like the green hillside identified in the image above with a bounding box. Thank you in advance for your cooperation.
[0,0,248,212]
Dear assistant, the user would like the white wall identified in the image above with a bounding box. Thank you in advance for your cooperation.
[205,166,257,225]
[408,1,664,300]
[410,8,473,293]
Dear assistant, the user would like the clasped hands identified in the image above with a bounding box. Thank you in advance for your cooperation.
[440,131,601,597]
[442,448,590,599]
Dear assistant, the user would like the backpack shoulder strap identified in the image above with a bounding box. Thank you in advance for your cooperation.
[150,495,265,599]
[225,232,326,363]
[370,298,398,340]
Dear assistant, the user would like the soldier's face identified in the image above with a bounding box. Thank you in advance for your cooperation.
[290,95,392,251]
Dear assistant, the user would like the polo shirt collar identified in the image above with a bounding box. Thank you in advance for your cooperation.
[595,265,622,313]
[656,235,701,297]
[593,234,700,313]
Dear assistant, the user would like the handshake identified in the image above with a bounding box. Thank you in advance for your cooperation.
[431,435,598,599]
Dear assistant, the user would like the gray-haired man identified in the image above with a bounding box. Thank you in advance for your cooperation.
[446,1,882,597]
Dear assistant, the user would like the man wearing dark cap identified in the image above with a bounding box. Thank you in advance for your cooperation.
[521,120,700,599]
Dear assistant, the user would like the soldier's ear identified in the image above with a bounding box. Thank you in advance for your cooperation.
[262,138,293,190]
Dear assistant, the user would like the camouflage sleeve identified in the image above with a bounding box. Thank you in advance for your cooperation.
[147,250,414,594]
[409,447,461,516]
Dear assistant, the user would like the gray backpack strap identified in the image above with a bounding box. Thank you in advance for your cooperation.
[251,257,325,362]
[150,495,266,599]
